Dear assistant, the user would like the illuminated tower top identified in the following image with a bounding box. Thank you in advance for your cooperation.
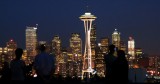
[113,29,120,34]
[112,29,121,49]
[79,12,97,21]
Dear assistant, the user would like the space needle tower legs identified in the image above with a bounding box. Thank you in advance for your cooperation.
[79,12,96,80]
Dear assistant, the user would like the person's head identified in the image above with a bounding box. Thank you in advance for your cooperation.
[39,44,46,52]
[117,50,126,59]
[109,44,116,53]
[15,48,23,60]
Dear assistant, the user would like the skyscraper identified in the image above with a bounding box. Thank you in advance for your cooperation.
[100,37,109,54]
[59,47,67,77]
[0,47,8,69]
[95,37,109,77]
[69,33,82,76]
[26,26,38,62]
[128,37,135,67]
[79,12,96,79]
[6,39,17,62]
[112,29,120,50]
[52,35,61,75]
[128,37,135,59]
[90,24,97,69]
[120,40,127,53]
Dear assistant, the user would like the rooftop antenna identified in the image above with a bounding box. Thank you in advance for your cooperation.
[86,5,89,12]
[84,0,90,12]
[36,24,38,28]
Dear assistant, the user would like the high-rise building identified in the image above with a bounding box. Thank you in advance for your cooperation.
[52,35,61,75]
[66,47,74,76]
[99,37,109,54]
[112,29,120,50]
[135,48,143,60]
[79,11,96,79]
[0,47,8,69]
[128,37,135,59]
[95,37,109,77]
[6,39,17,62]
[26,26,38,62]
[90,24,97,69]
[58,47,67,77]
[69,33,82,77]
[120,40,127,53]
[22,49,28,65]
[95,43,105,77]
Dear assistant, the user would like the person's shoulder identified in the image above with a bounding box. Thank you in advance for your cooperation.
[10,59,16,64]
[20,59,25,63]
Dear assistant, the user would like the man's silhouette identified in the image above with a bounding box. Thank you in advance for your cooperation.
[111,50,129,84]
[104,44,117,83]
[10,48,26,81]
[33,44,55,83]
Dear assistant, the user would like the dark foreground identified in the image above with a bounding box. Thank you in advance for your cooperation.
[0,78,158,84]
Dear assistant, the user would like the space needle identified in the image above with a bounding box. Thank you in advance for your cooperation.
[79,11,96,80]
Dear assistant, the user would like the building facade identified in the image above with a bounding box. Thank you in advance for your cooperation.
[69,33,82,77]
[6,39,17,62]
[26,26,38,63]
[112,29,120,50]
[52,35,61,75]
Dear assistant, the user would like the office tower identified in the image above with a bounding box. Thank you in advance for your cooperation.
[58,47,67,77]
[90,24,97,69]
[26,26,38,62]
[22,49,28,65]
[128,37,135,59]
[67,47,74,76]
[120,40,127,53]
[69,33,82,77]
[135,48,143,60]
[112,29,120,50]
[6,39,17,62]
[95,43,105,77]
[128,37,135,67]
[0,47,8,69]
[52,35,61,75]
[95,37,109,77]
[79,11,96,79]
[99,37,109,54]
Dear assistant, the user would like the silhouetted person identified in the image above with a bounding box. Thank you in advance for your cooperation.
[111,50,129,84]
[33,44,55,83]
[10,48,26,82]
[0,61,11,81]
[104,44,117,83]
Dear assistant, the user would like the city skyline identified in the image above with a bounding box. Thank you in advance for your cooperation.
[0,0,160,55]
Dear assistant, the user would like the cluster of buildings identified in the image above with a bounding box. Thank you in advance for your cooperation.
[0,11,159,79]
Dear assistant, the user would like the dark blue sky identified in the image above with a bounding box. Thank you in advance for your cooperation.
[0,0,160,55]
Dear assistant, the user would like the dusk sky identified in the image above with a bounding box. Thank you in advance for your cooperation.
[0,0,160,55]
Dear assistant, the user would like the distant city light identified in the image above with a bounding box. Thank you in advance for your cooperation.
[33,74,37,78]
[98,43,101,46]
[33,27,37,29]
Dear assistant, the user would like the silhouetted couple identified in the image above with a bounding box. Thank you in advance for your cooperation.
[104,44,129,84]
[1,45,55,84]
